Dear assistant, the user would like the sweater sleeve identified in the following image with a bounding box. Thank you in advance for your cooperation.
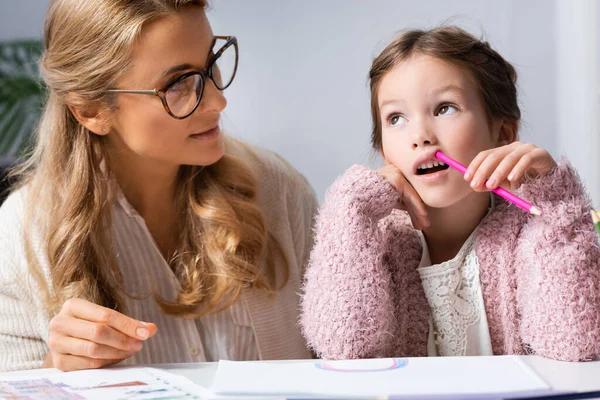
[300,164,404,359]
[0,191,49,371]
[514,159,600,361]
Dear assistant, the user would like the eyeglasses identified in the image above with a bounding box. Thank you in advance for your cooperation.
[106,36,238,119]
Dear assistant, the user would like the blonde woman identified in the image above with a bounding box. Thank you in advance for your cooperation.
[0,0,317,372]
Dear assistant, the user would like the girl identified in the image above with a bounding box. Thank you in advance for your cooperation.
[301,26,600,362]
[0,0,317,371]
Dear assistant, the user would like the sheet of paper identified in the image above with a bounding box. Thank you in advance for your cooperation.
[0,367,209,400]
[211,356,553,399]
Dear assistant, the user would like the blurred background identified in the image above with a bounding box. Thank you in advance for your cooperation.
[0,0,598,203]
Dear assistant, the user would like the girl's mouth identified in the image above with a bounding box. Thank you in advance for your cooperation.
[416,161,449,175]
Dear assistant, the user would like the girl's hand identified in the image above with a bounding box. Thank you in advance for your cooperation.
[464,142,557,192]
[377,164,430,230]
[45,298,157,371]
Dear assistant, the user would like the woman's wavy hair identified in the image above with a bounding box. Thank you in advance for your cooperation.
[13,0,288,317]
[369,26,521,151]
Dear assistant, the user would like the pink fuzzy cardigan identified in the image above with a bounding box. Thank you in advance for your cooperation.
[301,161,600,362]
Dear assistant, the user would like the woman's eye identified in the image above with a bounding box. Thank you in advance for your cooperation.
[170,81,185,92]
[169,75,195,94]
[437,104,457,116]
[388,114,406,127]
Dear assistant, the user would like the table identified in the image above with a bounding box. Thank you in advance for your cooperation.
[1,356,599,395]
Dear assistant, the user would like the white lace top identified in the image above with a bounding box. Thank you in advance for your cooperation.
[417,195,495,357]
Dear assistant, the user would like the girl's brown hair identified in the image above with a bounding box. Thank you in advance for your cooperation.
[369,26,521,151]
[13,0,288,318]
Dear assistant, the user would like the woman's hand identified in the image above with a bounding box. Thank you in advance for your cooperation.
[45,298,157,371]
[377,164,430,230]
[464,142,557,192]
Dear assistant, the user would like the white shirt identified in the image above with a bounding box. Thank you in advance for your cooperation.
[417,195,495,357]
[0,139,318,371]
[112,188,259,363]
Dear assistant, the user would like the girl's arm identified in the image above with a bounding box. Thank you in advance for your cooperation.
[514,160,600,361]
[300,164,405,360]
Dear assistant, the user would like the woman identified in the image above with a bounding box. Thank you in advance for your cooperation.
[0,0,317,372]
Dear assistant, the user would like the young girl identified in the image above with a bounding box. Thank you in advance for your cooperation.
[301,26,600,362]
[0,0,317,372]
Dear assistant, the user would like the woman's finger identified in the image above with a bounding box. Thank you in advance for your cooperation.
[62,298,156,341]
[50,313,143,353]
[51,353,110,372]
[50,334,138,360]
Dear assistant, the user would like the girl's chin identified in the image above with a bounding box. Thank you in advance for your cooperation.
[422,199,458,209]
[420,189,488,210]
[419,192,469,209]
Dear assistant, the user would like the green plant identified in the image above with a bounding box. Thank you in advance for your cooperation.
[0,39,45,156]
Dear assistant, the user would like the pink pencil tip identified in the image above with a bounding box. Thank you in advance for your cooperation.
[530,206,542,216]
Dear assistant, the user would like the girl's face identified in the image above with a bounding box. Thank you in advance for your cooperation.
[378,54,501,209]
[107,6,227,170]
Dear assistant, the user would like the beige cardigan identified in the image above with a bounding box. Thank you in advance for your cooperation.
[0,139,318,371]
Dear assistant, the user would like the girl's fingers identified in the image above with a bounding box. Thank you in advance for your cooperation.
[405,208,423,230]
[464,150,489,181]
[467,154,495,190]
[377,164,429,228]
[466,142,556,191]
[469,143,523,190]
[486,146,532,189]
[50,335,137,360]
[469,152,502,191]
[508,148,554,183]
[401,182,428,217]
[507,152,538,185]
[402,185,429,228]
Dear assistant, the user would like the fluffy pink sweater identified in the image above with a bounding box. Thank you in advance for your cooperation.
[301,161,600,362]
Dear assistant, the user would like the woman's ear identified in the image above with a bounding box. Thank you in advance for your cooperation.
[67,100,112,136]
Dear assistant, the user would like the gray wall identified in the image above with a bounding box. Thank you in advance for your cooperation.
[1,1,597,203]
[209,0,558,201]
[0,1,47,40]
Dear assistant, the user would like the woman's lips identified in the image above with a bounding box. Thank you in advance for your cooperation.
[189,126,220,140]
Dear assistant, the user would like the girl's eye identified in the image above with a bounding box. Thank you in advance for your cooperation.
[387,114,407,127]
[436,104,458,116]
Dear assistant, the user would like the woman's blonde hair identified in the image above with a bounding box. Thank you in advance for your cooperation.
[13,0,288,317]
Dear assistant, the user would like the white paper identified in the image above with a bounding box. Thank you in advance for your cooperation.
[0,367,209,399]
[211,356,552,399]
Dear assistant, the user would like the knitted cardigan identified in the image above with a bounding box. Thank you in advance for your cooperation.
[301,161,600,362]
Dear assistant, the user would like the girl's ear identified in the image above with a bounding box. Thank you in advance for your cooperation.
[495,119,519,145]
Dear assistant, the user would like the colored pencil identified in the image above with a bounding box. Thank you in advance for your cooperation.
[435,151,542,216]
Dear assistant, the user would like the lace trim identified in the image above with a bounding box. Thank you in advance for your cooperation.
[419,234,483,356]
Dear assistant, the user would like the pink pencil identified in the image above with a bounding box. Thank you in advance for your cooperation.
[435,151,542,216]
